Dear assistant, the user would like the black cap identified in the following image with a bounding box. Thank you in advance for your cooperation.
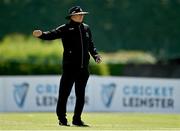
[65,6,89,19]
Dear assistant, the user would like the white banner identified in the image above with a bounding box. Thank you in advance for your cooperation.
[90,77,180,113]
[0,76,180,113]
[1,76,90,112]
[0,78,4,112]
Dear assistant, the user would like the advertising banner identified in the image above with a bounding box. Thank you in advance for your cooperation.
[0,76,180,113]
[0,78,4,112]
[2,76,93,112]
[91,77,180,113]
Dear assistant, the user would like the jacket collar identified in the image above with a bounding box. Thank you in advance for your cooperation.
[69,20,82,26]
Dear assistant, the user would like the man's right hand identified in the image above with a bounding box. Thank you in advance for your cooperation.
[33,30,43,37]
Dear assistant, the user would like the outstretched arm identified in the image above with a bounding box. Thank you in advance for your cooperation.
[33,27,62,40]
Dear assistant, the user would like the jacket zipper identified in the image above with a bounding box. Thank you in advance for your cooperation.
[79,25,84,68]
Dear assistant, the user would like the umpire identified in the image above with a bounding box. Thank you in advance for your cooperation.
[33,6,101,126]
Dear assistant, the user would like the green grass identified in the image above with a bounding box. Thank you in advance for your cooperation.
[0,112,180,130]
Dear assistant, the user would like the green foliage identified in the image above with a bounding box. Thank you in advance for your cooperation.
[0,34,63,75]
[0,34,156,75]
[89,63,125,76]
[0,0,180,59]
[89,63,110,76]
[108,63,124,76]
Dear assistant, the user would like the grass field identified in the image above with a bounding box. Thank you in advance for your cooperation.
[0,112,180,130]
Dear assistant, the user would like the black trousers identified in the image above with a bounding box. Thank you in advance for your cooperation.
[56,66,89,121]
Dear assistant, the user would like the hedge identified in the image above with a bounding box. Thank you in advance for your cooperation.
[0,59,125,76]
[0,34,156,76]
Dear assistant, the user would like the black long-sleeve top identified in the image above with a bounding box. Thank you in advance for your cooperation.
[39,20,98,68]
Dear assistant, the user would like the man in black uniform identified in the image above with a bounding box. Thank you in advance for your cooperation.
[33,6,101,126]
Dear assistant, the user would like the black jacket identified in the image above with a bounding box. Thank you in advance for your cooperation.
[39,20,98,68]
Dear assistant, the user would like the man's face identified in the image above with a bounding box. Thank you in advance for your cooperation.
[71,14,84,23]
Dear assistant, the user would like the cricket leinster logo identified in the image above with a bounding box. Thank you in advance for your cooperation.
[13,83,29,108]
[101,83,116,108]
